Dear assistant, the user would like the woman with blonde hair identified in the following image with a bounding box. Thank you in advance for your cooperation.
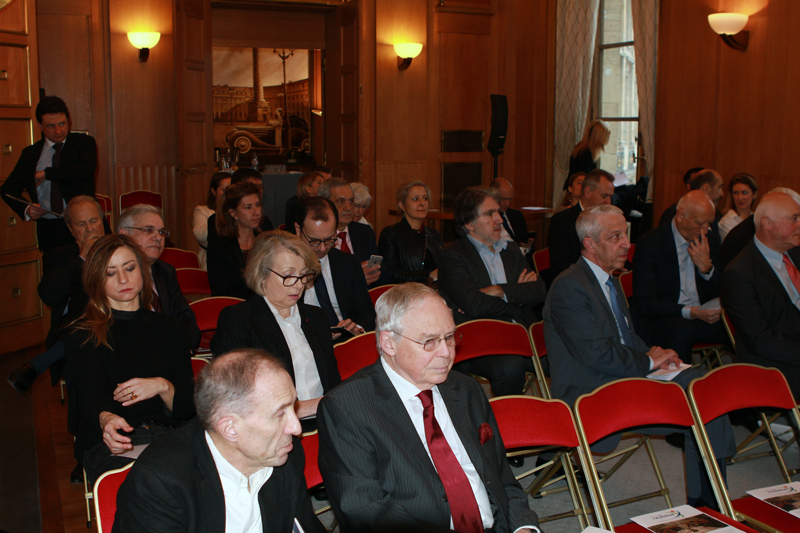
[568,119,610,177]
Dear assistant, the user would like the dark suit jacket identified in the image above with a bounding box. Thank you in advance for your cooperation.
[325,248,376,331]
[438,236,546,328]
[719,214,755,271]
[39,243,83,347]
[631,221,721,336]
[544,257,651,407]
[721,242,800,396]
[151,259,201,350]
[546,202,582,284]
[206,233,255,300]
[111,418,325,533]
[502,207,529,245]
[0,132,97,250]
[344,221,389,287]
[317,361,540,533]
[210,297,341,393]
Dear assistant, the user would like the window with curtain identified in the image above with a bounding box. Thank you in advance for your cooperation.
[597,0,639,184]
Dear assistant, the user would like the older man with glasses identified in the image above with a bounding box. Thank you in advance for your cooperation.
[118,204,200,348]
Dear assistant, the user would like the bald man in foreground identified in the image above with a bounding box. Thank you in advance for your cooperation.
[632,190,727,363]
[721,191,800,397]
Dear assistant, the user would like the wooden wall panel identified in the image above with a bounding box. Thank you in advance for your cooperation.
[0,260,41,326]
[0,0,27,34]
[376,160,428,227]
[0,118,31,178]
[0,44,30,106]
[212,7,326,49]
[115,164,179,238]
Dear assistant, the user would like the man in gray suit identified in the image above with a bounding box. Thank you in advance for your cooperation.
[438,187,547,397]
[543,205,735,509]
[318,283,541,533]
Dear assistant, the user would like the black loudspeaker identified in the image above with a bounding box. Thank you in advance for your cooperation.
[487,94,508,156]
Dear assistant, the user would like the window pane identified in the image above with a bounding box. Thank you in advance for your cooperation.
[602,0,633,44]
[598,121,638,183]
[600,46,638,119]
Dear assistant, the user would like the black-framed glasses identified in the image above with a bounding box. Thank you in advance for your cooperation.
[126,226,170,238]
[391,330,462,352]
[301,229,337,249]
[266,267,315,287]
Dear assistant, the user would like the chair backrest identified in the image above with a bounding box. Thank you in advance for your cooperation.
[455,320,533,364]
[190,296,243,352]
[95,193,113,227]
[490,395,580,449]
[721,308,736,350]
[301,431,323,489]
[619,271,633,301]
[93,462,133,533]
[529,321,546,359]
[176,268,212,296]
[191,357,209,378]
[533,248,550,274]
[627,243,636,263]
[161,248,200,269]
[575,378,694,446]
[368,284,398,307]
[689,364,798,424]
[119,190,163,212]
[334,332,379,380]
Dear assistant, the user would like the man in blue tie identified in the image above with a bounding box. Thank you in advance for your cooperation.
[295,196,375,337]
[543,204,735,510]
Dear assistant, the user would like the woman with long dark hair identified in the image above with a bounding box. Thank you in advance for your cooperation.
[192,172,231,270]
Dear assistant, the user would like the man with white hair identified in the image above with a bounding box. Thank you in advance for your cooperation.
[721,191,800,397]
[632,190,727,364]
[318,283,541,533]
[544,204,735,510]
[113,349,325,532]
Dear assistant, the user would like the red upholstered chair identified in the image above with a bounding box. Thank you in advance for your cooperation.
[619,271,633,302]
[533,248,550,275]
[119,189,163,212]
[721,308,736,351]
[626,243,636,263]
[689,364,800,532]
[93,462,133,533]
[368,284,397,307]
[190,356,209,378]
[95,193,113,228]
[574,378,739,532]
[189,296,243,354]
[161,247,200,269]
[176,268,212,298]
[489,395,590,529]
[528,321,550,399]
[333,332,379,380]
[300,431,335,524]
[278,223,286,231]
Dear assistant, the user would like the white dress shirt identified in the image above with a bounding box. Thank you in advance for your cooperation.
[754,236,800,310]
[467,234,509,303]
[25,137,65,220]
[303,254,343,321]
[264,298,324,401]
[671,220,714,319]
[718,209,743,242]
[205,431,273,533]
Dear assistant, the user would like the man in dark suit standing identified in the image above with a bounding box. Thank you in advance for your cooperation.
[546,169,615,284]
[118,204,200,349]
[722,191,800,397]
[295,196,376,336]
[319,177,384,287]
[318,283,541,533]
[659,169,725,226]
[438,187,546,398]
[112,348,325,533]
[490,178,532,248]
[544,204,734,509]
[1,96,97,252]
[632,190,727,364]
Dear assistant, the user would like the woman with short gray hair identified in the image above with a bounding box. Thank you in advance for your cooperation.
[350,182,373,228]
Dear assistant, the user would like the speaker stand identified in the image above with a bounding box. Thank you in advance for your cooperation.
[490,150,503,180]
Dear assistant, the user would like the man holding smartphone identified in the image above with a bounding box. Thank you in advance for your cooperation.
[295,197,376,338]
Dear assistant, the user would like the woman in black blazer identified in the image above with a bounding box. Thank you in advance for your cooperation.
[207,181,262,299]
[210,230,341,421]
[378,180,443,284]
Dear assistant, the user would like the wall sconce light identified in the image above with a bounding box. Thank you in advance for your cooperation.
[708,13,749,51]
[394,43,423,70]
[127,32,161,62]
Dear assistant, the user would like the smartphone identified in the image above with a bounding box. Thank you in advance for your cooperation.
[330,326,349,335]
[367,255,383,268]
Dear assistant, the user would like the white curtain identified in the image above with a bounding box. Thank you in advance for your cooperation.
[553,0,601,207]
[631,0,659,198]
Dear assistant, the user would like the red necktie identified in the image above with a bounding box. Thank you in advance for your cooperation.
[151,288,161,313]
[783,255,800,294]
[338,231,352,254]
[417,390,483,533]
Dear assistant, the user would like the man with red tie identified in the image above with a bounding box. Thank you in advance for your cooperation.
[721,190,800,398]
[317,283,541,533]
[0,96,97,252]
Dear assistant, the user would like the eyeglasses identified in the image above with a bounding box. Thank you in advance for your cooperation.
[126,226,170,238]
[301,229,337,249]
[391,330,462,352]
[266,267,315,287]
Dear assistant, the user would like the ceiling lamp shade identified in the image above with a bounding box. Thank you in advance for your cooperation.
[708,13,749,51]
[127,32,162,62]
[394,43,423,70]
